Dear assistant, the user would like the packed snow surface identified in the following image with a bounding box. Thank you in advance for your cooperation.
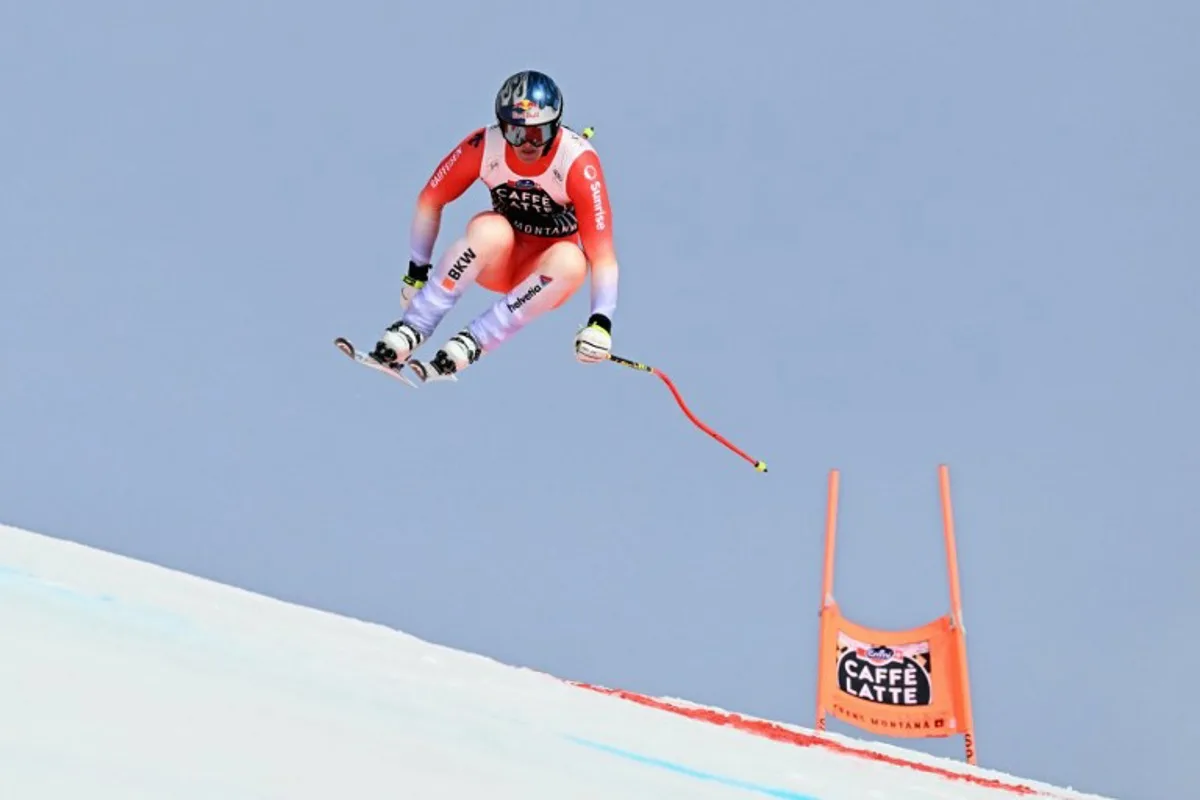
[0,524,1113,799]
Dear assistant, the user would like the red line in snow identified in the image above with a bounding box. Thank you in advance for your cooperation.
[569,682,1060,798]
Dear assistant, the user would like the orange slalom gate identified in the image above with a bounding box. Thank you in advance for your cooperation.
[814,465,978,764]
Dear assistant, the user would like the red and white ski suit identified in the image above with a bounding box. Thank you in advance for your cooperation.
[409,124,620,323]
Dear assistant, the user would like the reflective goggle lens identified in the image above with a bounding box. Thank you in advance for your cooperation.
[500,121,557,147]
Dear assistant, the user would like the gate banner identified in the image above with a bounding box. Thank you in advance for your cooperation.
[813,466,978,764]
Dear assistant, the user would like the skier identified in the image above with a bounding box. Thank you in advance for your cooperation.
[371,69,620,382]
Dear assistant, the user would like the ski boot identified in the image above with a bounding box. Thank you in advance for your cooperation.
[371,320,424,367]
[407,329,483,383]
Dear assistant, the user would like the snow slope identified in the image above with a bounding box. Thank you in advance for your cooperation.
[0,523,1113,800]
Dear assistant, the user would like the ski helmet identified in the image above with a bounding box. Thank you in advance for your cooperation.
[494,70,563,152]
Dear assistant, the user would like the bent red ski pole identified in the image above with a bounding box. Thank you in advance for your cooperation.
[607,353,768,473]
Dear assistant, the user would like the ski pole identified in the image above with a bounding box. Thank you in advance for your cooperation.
[606,353,768,473]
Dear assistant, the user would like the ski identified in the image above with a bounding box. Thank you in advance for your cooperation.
[405,358,459,384]
[332,337,419,389]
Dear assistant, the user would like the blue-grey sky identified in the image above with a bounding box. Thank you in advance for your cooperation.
[3,3,1195,799]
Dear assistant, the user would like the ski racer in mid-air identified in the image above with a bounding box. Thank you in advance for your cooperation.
[371,69,620,382]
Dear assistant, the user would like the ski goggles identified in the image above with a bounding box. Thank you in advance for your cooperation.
[499,120,559,148]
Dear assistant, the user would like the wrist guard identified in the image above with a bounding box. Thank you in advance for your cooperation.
[586,313,612,333]
[406,260,431,284]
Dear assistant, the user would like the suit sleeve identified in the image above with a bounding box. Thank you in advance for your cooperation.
[566,149,619,323]
[409,128,485,265]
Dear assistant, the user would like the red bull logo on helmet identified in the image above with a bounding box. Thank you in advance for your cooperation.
[511,97,554,124]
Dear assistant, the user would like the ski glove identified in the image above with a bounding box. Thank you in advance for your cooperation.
[401,261,431,310]
[574,314,612,364]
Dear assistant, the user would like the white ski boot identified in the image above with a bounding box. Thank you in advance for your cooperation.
[407,329,483,383]
[371,320,424,366]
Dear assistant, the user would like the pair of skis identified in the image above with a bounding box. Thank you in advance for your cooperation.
[332,336,452,389]
[332,335,768,473]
